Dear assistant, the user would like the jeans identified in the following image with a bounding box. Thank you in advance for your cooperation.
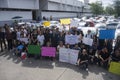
[7,39,13,50]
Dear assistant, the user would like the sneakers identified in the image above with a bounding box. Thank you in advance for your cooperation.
[86,68,88,71]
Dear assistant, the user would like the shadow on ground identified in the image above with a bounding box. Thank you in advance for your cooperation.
[0,50,120,80]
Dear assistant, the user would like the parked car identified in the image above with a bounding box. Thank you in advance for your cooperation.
[106,22,119,29]
[115,24,120,39]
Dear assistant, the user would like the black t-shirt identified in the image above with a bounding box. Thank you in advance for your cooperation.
[0,32,5,39]
[99,51,110,60]
[79,54,89,61]
[112,53,120,62]
[12,31,17,39]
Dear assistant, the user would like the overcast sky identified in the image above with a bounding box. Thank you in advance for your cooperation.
[79,0,113,7]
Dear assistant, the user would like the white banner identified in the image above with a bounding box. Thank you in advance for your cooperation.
[82,37,93,46]
[19,38,29,44]
[65,35,78,45]
[59,48,79,65]
[70,20,79,28]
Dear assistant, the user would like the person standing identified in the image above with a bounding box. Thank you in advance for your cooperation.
[0,27,6,52]
[5,27,13,51]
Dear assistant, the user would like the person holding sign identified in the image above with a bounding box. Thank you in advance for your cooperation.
[77,49,89,71]
[57,41,65,52]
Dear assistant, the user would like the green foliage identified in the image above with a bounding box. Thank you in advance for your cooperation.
[90,2,104,16]
[114,0,120,17]
[105,6,115,15]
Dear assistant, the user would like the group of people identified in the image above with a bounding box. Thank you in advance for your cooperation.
[0,24,120,71]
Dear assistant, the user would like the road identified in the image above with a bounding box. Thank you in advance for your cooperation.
[0,50,120,80]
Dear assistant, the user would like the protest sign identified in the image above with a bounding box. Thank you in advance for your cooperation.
[99,29,115,39]
[28,45,41,54]
[43,21,50,27]
[82,37,93,46]
[109,62,120,75]
[41,47,56,57]
[65,35,78,45]
[59,48,69,63]
[19,38,29,44]
[60,18,71,25]
[59,48,79,65]
[70,20,79,28]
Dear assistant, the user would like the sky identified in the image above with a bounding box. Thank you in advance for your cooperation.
[79,0,113,7]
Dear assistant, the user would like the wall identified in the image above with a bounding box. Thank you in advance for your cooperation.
[0,11,32,26]
[41,11,77,20]
[0,0,8,8]
[0,0,39,9]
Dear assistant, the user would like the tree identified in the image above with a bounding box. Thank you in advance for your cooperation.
[105,6,115,15]
[90,2,104,16]
[114,0,120,17]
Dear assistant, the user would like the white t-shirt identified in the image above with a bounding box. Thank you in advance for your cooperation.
[77,34,83,43]
[57,45,65,51]
[37,35,45,46]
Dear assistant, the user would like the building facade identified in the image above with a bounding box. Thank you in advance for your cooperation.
[38,0,91,20]
[0,0,91,25]
[0,0,39,26]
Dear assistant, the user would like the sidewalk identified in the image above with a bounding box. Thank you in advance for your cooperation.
[0,51,120,80]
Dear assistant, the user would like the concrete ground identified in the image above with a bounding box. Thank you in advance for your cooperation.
[0,50,120,80]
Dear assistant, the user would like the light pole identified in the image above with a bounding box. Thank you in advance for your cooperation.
[81,6,84,16]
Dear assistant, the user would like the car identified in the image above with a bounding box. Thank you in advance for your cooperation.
[49,21,61,29]
[115,24,120,39]
[106,22,119,29]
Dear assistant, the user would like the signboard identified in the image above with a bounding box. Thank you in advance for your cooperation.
[65,35,78,45]
[109,62,120,75]
[70,20,79,28]
[99,30,115,39]
[28,45,41,54]
[60,18,71,25]
[19,38,29,44]
[41,47,56,57]
[82,37,93,46]
[59,48,79,65]
[43,21,50,27]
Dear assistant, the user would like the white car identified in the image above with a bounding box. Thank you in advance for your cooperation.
[106,22,119,29]
[115,24,120,39]
[49,21,61,29]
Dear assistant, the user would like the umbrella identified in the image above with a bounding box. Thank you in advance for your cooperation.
[12,16,23,19]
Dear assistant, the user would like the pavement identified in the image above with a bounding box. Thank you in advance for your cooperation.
[0,50,120,80]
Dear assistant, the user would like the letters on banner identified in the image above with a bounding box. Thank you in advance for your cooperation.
[19,38,29,44]
[82,37,93,46]
[109,62,120,75]
[99,29,115,39]
[70,20,79,28]
[41,47,56,57]
[65,35,78,45]
[59,48,79,65]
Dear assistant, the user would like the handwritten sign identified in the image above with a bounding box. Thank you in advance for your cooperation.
[109,62,120,75]
[41,47,56,57]
[65,35,78,45]
[59,48,79,65]
[82,37,93,46]
[43,21,50,27]
[70,20,79,28]
[28,45,41,54]
[99,29,115,39]
[60,18,71,25]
